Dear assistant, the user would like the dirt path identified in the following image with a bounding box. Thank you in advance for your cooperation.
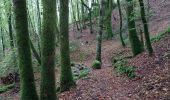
[58,34,170,100]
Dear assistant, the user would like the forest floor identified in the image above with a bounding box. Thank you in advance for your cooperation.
[58,32,170,100]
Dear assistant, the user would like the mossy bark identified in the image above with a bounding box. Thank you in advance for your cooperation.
[40,0,57,100]
[8,12,14,48]
[60,0,75,92]
[139,0,153,55]
[13,0,38,100]
[96,0,104,65]
[105,0,113,39]
[117,0,125,47]
[126,0,143,56]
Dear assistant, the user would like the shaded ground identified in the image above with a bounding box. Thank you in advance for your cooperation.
[58,34,170,100]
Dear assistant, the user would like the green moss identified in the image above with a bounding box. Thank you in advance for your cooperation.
[126,0,144,56]
[13,0,38,99]
[0,84,14,93]
[59,0,75,92]
[73,67,90,80]
[40,0,57,99]
[92,60,101,69]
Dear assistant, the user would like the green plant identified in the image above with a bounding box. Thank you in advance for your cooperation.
[79,68,90,78]
[0,83,15,93]
[91,60,101,69]
[113,60,136,78]
[151,27,170,43]
[73,67,90,80]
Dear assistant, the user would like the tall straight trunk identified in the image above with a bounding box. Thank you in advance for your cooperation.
[36,0,41,57]
[105,0,113,39]
[8,11,14,48]
[71,0,79,31]
[96,0,104,65]
[126,0,143,56]
[0,26,5,57]
[89,9,93,34]
[76,0,82,33]
[139,0,153,55]
[40,0,57,99]
[12,0,38,99]
[117,0,125,47]
[60,0,75,92]
[81,0,93,34]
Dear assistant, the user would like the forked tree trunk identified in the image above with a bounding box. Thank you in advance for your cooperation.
[126,0,144,56]
[139,0,153,55]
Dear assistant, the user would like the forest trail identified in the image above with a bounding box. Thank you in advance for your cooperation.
[59,33,170,100]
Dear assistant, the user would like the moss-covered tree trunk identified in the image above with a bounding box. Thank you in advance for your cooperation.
[13,0,38,99]
[96,0,104,64]
[126,0,143,56]
[105,0,113,39]
[40,0,57,100]
[60,0,75,92]
[117,0,125,47]
[139,0,153,55]
[8,10,14,48]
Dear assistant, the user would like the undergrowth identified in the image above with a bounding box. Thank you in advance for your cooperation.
[151,27,170,43]
[0,83,15,94]
[73,67,90,80]
[91,60,101,69]
[113,60,136,78]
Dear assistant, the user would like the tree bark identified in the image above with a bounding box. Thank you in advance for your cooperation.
[126,0,144,56]
[96,0,104,65]
[13,0,38,99]
[139,0,153,55]
[40,0,57,99]
[117,0,125,47]
[60,0,75,92]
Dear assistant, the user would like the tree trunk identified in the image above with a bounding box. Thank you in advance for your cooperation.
[60,0,75,92]
[8,12,14,48]
[13,0,38,99]
[117,0,125,47]
[96,0,104,65]
[126,0,143,56]
[40,0,57,99]
[139,0,153,55]
[29,39,41,65]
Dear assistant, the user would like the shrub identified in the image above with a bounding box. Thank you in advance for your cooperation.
[0,83,15,93]
[113,59,136,78]
[91,60,101,69]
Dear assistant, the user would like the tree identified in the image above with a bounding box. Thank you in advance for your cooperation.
[40,0,57,99]
[126,0,143,56]
[12,0,38,99]
[81,0,93,34]
[7,0,14,48]
[117,0,125,47]
[139,0,153,55]
[60,0,75,92]
[96,0,104,65]
[105,0,114,39]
